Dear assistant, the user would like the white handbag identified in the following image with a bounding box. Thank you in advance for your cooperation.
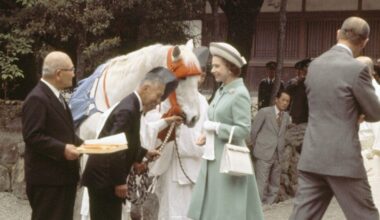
[220,126,254,176]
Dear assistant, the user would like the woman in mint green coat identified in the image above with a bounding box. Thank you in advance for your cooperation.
[187,42,264,220]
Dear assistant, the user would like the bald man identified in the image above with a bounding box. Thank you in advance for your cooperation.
[22,51,83,220]
[290,17,380,220]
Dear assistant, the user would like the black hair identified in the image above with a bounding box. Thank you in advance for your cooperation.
[265,61,277,70]
[374,64,380,77]
[140,66,178,100]
[294,58,312,69]
[276,90,290,99]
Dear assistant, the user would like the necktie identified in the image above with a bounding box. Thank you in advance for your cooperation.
[277,111,283,127]
[59,93,66,110]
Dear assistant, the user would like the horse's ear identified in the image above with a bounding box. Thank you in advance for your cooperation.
[185,39,194,50]
[172,46,181,62]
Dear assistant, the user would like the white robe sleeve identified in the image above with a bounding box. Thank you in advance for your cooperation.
[175,94,208,158]
[140,109,167,150]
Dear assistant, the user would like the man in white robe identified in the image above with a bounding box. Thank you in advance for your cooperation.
[140,91,208,220]
[140,47,210,219]
[357,56,380,210]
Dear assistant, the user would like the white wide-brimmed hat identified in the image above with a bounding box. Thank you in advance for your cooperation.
[209,42,247,68]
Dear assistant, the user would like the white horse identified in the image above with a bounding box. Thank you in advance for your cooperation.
[71,41,202,140]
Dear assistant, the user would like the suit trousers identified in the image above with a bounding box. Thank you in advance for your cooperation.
[88,187,123,220]
[26,184,76,220]
[254,150,281,204]
[290,170,379,220]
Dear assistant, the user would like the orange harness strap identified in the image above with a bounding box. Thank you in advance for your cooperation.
[157,47,201,141]
[102,67,111,108]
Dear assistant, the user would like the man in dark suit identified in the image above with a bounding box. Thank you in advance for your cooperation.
[252,91,291,204]
[82,67,177,220]
[22,51,83,220]
[286,58,312,125]
[290,17,380,220]
[258,61,284,109]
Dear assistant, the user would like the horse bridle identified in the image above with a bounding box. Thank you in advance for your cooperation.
[157,46,201,142]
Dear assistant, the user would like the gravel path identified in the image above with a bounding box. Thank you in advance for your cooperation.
[0,193,31,220]
[263,198,345,220]
[0,192,346,220]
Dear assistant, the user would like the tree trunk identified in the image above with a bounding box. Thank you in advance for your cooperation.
[75,38,86,82]
[210,0,222,41]
[220,0,264,77]
[270,0,288,104]
[2,82,8,100]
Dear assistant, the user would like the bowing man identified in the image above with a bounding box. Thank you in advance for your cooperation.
[82,66,178,220]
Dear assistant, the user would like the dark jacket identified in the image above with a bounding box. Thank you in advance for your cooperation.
[82,92,147,189]
[22,81,83,185]
[258,79,284,109]
[286,80,309,124]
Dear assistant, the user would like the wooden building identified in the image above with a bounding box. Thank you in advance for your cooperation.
[201,0,380,93]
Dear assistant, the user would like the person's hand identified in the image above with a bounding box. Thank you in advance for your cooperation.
[196,133,206,146]
[165,115,183,126]
[114,184,128,199]
[358,114,365,124]
[146,149,161,161]
[203,120,220,132]
[64,144,80,160]
[133,162,148,174]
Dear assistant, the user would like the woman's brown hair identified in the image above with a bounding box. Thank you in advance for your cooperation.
[216,56,241,76]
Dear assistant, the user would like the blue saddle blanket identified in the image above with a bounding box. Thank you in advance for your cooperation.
[69,64,106,128]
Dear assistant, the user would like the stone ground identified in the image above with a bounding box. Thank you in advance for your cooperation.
[0,192,346,220]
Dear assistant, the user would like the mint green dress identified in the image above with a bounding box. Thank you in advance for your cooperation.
[187,78,264,220]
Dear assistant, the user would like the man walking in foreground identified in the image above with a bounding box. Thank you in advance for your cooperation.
[290,16,380,220]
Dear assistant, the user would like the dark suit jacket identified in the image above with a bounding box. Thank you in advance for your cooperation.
[82,92,147,189]
[258,79,284,109]
[299,45,380,178]
[22,81,83,185]
[286,81,308,124]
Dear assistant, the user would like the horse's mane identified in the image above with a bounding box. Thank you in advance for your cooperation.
[104,43,201,79]
[97,42,201,108]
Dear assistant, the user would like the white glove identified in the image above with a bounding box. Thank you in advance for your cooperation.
[203,120,220,133]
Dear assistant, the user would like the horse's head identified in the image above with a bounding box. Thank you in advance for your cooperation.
[165,43,201,128]
[82,42,202,133]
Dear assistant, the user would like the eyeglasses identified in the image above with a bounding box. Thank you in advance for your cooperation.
[58,67,75,72]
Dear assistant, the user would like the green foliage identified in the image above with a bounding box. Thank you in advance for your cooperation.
[83,37,121,74]
[21,0,114,40]
[83,37,121,60]
[131,0,204,47]
[15,0,37,7]
[1,0,207,99]
[0,31,32,99]
[12,0,130,78]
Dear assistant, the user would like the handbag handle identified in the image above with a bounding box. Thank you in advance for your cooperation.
[228,126,236,144]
